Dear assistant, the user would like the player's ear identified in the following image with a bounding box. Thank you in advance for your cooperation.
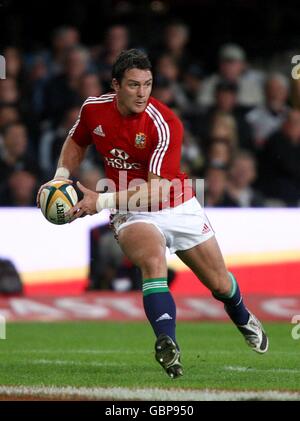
[112,78,120,92]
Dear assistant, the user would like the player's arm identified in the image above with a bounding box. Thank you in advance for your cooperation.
[36,136,88,207]
[56,136,87,176]
[66,172,170,219]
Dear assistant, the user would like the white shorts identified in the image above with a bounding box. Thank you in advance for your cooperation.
[111,197,215,254]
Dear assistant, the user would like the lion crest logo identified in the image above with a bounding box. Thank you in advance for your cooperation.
[135,132,147,149]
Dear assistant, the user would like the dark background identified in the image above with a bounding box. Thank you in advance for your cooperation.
[1,0,300,70]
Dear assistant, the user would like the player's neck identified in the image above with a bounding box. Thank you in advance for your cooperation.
[116,100,135,117]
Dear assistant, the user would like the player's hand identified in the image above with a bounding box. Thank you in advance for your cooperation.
[36,177,73,208]
[66,181,98,221]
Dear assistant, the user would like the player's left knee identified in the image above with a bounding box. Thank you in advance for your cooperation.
[210,276,232,297]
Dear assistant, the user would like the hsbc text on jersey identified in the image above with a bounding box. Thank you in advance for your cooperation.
[105,148,142,170]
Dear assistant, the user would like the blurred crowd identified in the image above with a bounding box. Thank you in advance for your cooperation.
[1,21,300,208]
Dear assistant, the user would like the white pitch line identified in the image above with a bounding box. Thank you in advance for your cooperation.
[0,349,299,356]
[224,366,300,374]
[29,359,122,368]
[0,349,146,355]
[0,385,299,401]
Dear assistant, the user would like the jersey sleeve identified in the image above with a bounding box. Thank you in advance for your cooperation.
[148,116,184,179]
[68,104,92,147]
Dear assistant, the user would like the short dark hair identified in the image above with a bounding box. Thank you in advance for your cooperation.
[112,49,152,83]
[215,80,238,94]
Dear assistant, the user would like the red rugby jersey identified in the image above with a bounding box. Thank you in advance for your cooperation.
[69,93,193,207]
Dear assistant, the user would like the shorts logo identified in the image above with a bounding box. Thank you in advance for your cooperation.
[135,132,147,149]
[202,223,211,234]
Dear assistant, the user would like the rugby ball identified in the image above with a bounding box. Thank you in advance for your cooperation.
[40,181,78,225]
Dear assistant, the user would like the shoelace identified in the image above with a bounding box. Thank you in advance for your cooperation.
[246,335,261,346]
[244,318,262,346]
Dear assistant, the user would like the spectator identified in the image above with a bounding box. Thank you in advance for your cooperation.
[203,111,239,156]
[43,45,91,123]
[155,54,188,110]
[246,73,290,148]
[204,165,239,207]
[180,63,204,114]
[181,126,204,177]
[0,122,40,185]
[152,76,179,110]
[161,20,192,70]
[214,80,239,113]
[227,150,265,207]
[39,106,81,177]
[199,43,264,108]
[207,139,233,169]
[77,73,103,102]
[0,77,19,106]
[26,54,50,118]
[3,47,29,117]
[0,169,38,206]
[3,47,27,88]
[0,77,34,142]
[258,110,300,206]
[96,24,130,91]
[199,80,254,151]
[0,105,20,130]
[49,26,81,76]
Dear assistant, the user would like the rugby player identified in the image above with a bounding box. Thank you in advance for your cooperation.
[37,49,268,379]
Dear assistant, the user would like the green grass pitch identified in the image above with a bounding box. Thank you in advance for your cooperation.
[0,321,299,396]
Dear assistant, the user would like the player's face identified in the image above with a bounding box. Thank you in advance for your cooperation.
[114,68,153,116]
